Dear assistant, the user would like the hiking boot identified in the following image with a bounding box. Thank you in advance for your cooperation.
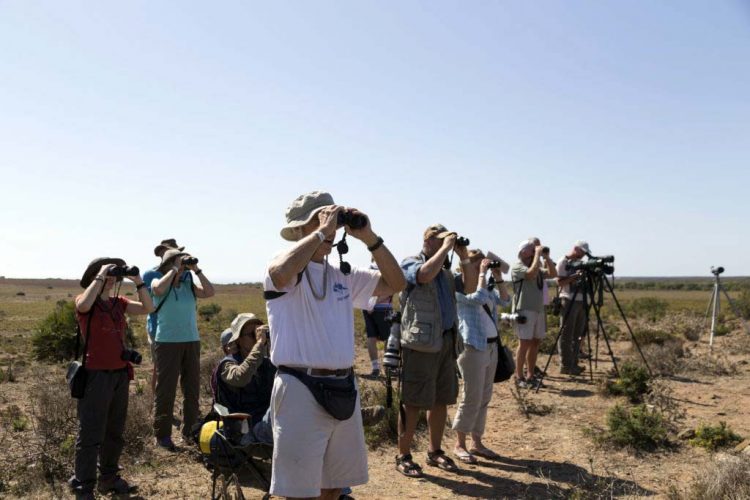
[156,436,177,451]
[360,405,386,426]
[68,476,95,500]
[98,475,136,495]
[560,365,585,375]
[365,368,381,380]
[514,377,530,389]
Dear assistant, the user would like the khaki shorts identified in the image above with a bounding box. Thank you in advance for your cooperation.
[401,329,458,408]
[515,309,546,340]
[270,373,368,497]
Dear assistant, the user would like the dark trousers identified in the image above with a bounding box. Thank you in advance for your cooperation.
[558,299,586,368]
[74,369,129,490]
[153,341,201,439]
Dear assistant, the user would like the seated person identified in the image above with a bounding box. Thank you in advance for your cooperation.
[215,313,276,444]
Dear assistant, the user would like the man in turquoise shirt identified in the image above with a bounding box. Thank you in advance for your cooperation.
[150,247,215,450]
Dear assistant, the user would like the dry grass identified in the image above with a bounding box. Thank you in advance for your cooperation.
[668,454,750,500]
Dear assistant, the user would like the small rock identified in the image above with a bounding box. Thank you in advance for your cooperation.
[677,429,696,440]
[715,452,741,465]
[717,412,727,416]
[711,394,720,400]
[734,439,750,453]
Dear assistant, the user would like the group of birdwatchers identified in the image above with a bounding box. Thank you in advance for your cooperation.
[69,190,592,500]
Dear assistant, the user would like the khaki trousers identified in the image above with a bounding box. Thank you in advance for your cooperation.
[153,341,201,439]
[452,342,498,436]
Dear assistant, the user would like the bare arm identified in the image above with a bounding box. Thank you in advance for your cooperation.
[124,274,155,315]
[75,264,115,313]
[416,235,456,284]
[524,247,544,279]
[191,269,215,299]
[152,267,179,296]
[346,210,406,296]
[268,205,342,290]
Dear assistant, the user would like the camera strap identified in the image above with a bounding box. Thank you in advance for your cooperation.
[152,281,175,315]
[75,307,96,368]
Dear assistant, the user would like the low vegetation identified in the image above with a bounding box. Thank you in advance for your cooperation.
[688,421,743,451]
[602,403,670,451]
[31,300,78,361]
[668,454,750,499]
[602,361,650,402]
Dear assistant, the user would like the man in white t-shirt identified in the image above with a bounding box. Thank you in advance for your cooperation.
[263,190,406,500]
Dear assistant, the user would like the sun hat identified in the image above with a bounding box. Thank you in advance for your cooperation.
[467,249,485,263]
[423,224,454,241]
[227,313,264,345]
[486,251,510,274]
[280,191,335,241]
[80,257,126,288]
[517,239,535,258]
[220,328,234,348]
[153,238,185,257]
[158,248,190,273]
[573,240,591,254]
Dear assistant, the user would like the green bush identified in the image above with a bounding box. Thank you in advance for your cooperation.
[605,403,669,451]
[198,302,222,322]
[32,300,78,362]
[604,361,650,402]
[629,297,669,322]
[736,286,750,319]
[633,327,673,346]
[688,421,742,451]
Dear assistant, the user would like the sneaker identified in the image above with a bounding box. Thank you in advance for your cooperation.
[360,405,386,426]
[363,368,381,380]
[97,475,136,495]
[68,476,95,500]
[156,436,177,451]
[514,377,530,389]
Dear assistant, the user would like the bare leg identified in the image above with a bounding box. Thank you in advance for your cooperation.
[426,404,447,452]
[398,404,421,456]
[516,340,531,379]
[366,337,378,363]
[527,338,541,378]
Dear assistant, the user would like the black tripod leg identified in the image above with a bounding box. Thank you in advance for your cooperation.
[536,287,581,393]
[592,300,619,377]
[603,276,652,376]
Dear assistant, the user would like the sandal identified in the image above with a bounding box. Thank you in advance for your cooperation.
[453,448,477,464]
[395,454,423,478]
[426,449,458,472]
[470,447,501,460]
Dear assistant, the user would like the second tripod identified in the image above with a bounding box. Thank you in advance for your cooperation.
[536,263,651,392]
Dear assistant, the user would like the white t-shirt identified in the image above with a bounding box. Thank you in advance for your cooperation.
[264,258,380,370]
[556,257,583,301]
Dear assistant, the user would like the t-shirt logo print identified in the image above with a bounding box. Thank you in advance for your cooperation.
[333,282,350,301]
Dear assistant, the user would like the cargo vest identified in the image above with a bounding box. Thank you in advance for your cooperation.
[399,253,456,353]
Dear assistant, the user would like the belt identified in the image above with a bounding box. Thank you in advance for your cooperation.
[281,366,352,377]
[89,367,128,374]
[486,337,499,344]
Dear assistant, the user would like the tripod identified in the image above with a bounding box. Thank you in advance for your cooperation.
[537,269,651,392]
[704,266,750,350]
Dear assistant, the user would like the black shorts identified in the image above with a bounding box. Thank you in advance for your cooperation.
[362,308,391,341]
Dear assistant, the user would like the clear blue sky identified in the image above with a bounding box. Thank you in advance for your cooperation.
[1,1,748,282]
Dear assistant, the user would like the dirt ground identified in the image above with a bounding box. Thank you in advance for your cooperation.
[1,279,749,499]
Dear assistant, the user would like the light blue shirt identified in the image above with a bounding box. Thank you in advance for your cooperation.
[143,267,162,339]
[456,285,511,351]
[152,272,199,343]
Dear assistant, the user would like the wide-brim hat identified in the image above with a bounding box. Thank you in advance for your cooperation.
[573,240,591,254]
[154,238,185,257]
[423,224,454,241]
[80,257,126,288]
[517,239,535,258]
[486,251,510,274]
[158,248,190,273]
[280,191,335,242]
[228,313,264,344]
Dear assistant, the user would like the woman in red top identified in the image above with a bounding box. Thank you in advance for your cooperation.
[69,257,154,499]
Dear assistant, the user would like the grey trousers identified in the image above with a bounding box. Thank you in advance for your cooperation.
[153,341,201,439]
[558,299,586,368]
[452,342,498,436]
[74,369,129,489]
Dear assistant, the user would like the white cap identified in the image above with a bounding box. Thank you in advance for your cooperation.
[573,240,590,254]
[517,239,535,257]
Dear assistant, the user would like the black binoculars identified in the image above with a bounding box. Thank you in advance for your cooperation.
[182,257,199,266]
[107,266,139,278]
[337,210,368,230]
[456,236,470,247]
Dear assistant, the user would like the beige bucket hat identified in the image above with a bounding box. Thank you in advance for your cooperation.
[423,223,454,241]
[280,191,335,241]
[153,238,185,257]
[158,248,190,273]
[227,313,264,344]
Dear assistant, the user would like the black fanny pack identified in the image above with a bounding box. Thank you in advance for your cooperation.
[278,366,357,421]
[67,361,87,399]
